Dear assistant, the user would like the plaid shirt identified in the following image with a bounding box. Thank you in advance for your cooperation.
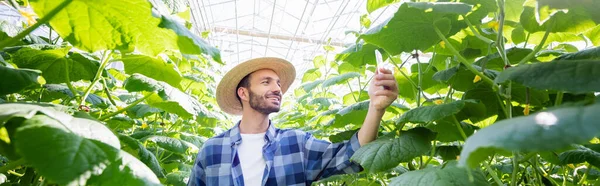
[187,121,363,186]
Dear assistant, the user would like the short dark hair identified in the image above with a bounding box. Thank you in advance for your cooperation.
[235,74,251,104]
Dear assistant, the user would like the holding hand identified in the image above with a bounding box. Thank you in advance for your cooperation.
[368,67,399,112]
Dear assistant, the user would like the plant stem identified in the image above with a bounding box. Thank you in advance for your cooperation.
[0,0,73,49]
[101,77,117,106]
[0,158,26,173]
[464,17,494,45]
[496,0,509,66]
[511,152,519,186]
[433,26,498,91]
[555,91,564,106]
[451,115,468,140]
[64,59,80,103]
[98,93,152,121]
[518,20,553,65]
[80,50,112,106]
[421,140,436,169]
[483,160,504,186]
[386,51,419,89]
[415,51,422,107]
[578,163,591,185]
[346,81,357,102]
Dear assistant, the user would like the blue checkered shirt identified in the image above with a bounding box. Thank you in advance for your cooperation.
[187,121,363,186]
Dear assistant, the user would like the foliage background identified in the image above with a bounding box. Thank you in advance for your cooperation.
[1,0,600,185]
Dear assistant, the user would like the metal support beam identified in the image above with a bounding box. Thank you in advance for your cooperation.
[212,26,350,47]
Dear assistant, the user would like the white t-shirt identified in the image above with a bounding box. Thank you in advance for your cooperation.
[238,132,266,186]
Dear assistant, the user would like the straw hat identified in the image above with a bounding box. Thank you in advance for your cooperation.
[216,57,296,115]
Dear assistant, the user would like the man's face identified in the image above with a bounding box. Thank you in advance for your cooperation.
[245,69,282,114]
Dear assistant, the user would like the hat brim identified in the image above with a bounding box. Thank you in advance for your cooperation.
[216,57,296,115]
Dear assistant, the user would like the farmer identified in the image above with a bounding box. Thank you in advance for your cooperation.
[187,57,398,186]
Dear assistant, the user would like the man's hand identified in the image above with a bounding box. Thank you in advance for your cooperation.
[368,67,399,111]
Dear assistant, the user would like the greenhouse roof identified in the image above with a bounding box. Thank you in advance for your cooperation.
[189,0,398,80]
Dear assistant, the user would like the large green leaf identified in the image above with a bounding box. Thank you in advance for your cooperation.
[29,84,109,108]
[165,171,189,186]
[124,73,209,119]
[30,0,178,56]
[350,127,435,173]
[558,145,600,168]
[537,0,600,23]
[360,2,471,55]
[519,0,596,34]
[122,55,182,89]
[158,15,222,63]
[390,162,489,186]
[335,43,385,67]
[459,103,600,168]
[397,100,477,124]
[366,0,399,13]
[495,60,600,94]
[328,101,370,128]
[432,65,493,92]
[14,115,160,185]
[585,25,600,46]
[321,72,361,88]
[436,145,461,161]
[428,119,478,142]
[118,134,165,178]
[0,103,119,148]
[143,135,198,154]
[9,46,99,84]
[126,104,162,119]
[0,66,44,96]
[462,0,497,24]
[473,47,533,71]
[555,46,600,61]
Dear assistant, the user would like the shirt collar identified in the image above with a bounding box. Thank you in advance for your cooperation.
[230,120,277,146]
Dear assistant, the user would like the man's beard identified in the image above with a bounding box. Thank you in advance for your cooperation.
[248,90,281,114]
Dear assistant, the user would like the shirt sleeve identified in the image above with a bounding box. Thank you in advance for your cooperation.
[187,151,207,186]
[303,131,364,181]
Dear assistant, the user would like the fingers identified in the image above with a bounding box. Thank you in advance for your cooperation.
[374,80,398,89]
[377,67,393,75]
[374,90,398,97]
[375,73,395,80]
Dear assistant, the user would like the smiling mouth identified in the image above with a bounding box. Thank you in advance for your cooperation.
[267,97,281,103]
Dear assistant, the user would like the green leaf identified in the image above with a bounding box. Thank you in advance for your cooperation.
[126,104,162,119]
[390,162,489,186]
[361,3,466,55]
[0,66,43,96]
[322,72,361,88]
[335,43,385,67]
[302,68,322,82]
[329,129,359,143]
[538,0,600,23]
[31,84,109,108]
[9,46,99,84]
[366,0,399,13]
[405,2,473,15]
[520,1,596,34]
[397,100,477,124]
[473,47,533,71]
[313,55,326,68]
[433,64,497,92]
[555,46,600,61]
[106,117,134,130]
[350,127,435,173]
[124,73,209,119]
[495,60,600,94]
[122,55,182,89]
[504,0,526,22]
[165,171,190,186]
[158,15,222,63]
[462,0,497,24]
[585,25,600,46]
[428,119,478,142]
[436,145,461,161]
[15,115,160,185]
[30,0,178,56]
[179,133,207,149]
[558,145,600,168]
[118,134,165,178]
[459,103,600,168]
[301,80,324,93]
[329,101,371,128]
[143,135,198,154]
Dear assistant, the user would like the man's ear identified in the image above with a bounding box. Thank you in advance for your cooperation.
[237,87,249,101]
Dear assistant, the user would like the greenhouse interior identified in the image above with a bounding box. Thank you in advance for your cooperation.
[1,0,600,185]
